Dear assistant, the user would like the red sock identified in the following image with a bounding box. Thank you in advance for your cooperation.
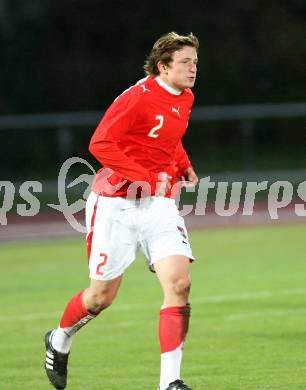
[59,290,96,336]
[159,305,191,389]
[159,305,191,353]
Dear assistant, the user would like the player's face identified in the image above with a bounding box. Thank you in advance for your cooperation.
[160,46,198,91]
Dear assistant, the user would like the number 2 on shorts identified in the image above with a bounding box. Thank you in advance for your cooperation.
[96,253,108,275]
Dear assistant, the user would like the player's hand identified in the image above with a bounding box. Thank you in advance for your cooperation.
[181,167,198,188]
[156,173,172,196]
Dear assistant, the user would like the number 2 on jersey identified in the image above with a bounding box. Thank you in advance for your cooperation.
[148,115,164,138]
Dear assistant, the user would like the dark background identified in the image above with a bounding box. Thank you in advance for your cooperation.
[1,0,305,179]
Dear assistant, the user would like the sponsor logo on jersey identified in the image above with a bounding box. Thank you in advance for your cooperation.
[141,85,151,93]
[171,106,181,117]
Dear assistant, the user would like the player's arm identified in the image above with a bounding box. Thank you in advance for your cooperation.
[89,89,158,187]
[175,141,198,187]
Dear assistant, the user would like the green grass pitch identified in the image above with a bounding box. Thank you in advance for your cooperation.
[0,224,305,389]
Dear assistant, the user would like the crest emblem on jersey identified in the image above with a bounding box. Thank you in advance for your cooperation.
[172,106,181,117]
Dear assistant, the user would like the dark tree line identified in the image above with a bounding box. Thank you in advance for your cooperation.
[1,0,306,114]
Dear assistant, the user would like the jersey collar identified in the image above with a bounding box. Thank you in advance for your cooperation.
[155,76,182,96]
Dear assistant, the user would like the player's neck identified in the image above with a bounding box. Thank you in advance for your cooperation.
[155,76,182,95]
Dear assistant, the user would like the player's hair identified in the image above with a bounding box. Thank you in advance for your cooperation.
[143,32,199,76]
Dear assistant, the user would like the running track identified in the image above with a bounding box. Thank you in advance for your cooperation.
[1,203,305,243]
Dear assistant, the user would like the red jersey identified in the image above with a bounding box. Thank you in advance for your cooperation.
[89,76,194,197]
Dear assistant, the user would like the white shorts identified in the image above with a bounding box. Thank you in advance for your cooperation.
[86,192,194,281]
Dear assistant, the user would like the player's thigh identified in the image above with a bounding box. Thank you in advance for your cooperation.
[140,197,194,270]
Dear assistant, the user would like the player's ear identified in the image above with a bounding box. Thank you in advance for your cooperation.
[157,61,168,75]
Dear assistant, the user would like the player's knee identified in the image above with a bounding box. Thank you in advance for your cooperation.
[172,277,191,298]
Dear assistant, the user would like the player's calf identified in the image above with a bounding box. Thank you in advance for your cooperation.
[83,288,115,314]
[83,276,123,314]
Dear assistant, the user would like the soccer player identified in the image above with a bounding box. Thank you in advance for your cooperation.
[44,31,199,390]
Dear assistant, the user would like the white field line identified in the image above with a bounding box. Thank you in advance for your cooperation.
[0,310,138,327]
[192,290,273,303]
[225,308,306,321]
[1,287,306,323]
[192,287,306,304]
